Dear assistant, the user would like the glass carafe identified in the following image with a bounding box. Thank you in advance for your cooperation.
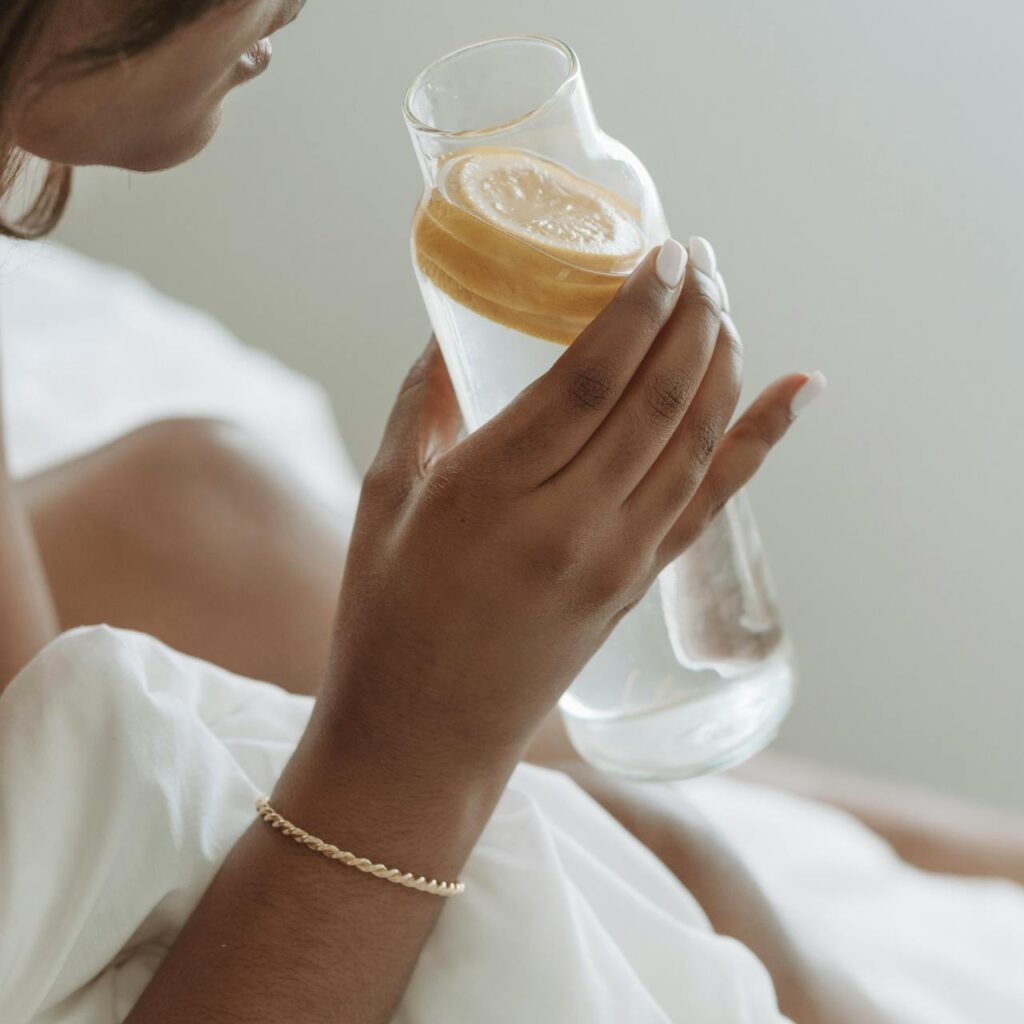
[404,35,794,780]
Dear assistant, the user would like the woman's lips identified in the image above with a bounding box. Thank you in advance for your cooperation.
[240,38,273,77]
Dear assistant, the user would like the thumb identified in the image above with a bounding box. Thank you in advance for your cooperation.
[374,336,463,480]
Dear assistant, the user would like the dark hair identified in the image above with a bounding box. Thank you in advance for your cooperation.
[0,0,233,239]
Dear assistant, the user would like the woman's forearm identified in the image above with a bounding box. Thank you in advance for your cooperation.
[125,709,510,1024]
[0,463,60,689]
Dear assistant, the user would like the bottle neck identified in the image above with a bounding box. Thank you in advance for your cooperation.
[410,75,602,189]
[405,34,604,190]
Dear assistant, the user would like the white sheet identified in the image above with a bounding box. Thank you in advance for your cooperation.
[0,237,357,525]
[0,626,788,1024]
[681,778,1024,1023]
[1,240,1022,1022]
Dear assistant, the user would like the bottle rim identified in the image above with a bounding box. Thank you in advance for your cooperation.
[403,35,581,140]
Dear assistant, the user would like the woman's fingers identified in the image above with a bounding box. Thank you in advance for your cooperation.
[368,337,463,485]
[627,311,744,526]
[657,372,826,567]
[474,243,687,485]
[555,240,725,496]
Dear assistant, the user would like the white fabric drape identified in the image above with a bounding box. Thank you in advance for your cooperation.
[0,626,788,1024]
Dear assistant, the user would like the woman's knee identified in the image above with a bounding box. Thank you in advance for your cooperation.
[113,417,295,527]
[24,417,346,693]
[27,415,345,584]
[111,418,349,595]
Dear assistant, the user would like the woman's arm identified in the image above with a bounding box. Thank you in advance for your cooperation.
[0,354,60,689]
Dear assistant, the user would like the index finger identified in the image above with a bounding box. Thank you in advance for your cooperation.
[472,241,688,484]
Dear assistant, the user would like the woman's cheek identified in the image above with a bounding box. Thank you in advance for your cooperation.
[18,48,237,171]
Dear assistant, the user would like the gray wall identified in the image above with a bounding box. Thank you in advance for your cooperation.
[55,0,1024,810]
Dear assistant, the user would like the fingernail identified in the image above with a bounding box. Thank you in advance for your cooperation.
[688,236,717,280]
[790,371,828,417]
[655,238,687,288]
[715,270,730,312]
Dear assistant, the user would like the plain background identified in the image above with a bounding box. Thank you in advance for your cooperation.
[54,0,1023,811]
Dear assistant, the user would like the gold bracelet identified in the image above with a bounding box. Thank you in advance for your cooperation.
[255,797,466,898]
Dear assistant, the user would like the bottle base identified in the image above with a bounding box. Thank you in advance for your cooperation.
[560,656,794,781]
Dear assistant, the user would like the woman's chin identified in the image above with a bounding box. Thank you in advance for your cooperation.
[19,106,225,174]
[113,111,224,173]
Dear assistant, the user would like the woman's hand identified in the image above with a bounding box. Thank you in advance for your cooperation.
[128,240,819,1024]
[322,241,812,775]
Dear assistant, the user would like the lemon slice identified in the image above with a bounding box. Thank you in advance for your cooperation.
[415,198,617,321]
[413,147,647,345]
[417,253,588,346]
[442,147,645,274]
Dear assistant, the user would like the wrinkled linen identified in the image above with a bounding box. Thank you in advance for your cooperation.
[0,626,788,1023]
[682,777,1024,1024]
[0,237,357,523]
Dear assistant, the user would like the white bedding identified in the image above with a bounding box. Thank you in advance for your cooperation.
[0,237,357,523]
[1,626,789,1024]
[1,240,1022,1023]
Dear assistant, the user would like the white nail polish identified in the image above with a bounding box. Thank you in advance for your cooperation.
[715,270,730,312]
[655,238,687,288]
[790,371,828,417]
[688,236,717,279]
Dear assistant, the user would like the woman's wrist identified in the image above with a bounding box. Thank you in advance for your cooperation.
[318,654,529,782]
[270,705,512,886]
[126,691,510,1023]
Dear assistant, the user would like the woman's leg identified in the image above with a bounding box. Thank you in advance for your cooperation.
[733,750,1024,885]
[20,418,348,696]
[528,714,1024,884]
[555,762,884,1024]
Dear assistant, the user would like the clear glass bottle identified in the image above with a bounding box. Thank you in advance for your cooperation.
[404,35,794,780]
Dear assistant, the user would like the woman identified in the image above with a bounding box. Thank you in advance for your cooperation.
[4,4,1011,1023]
